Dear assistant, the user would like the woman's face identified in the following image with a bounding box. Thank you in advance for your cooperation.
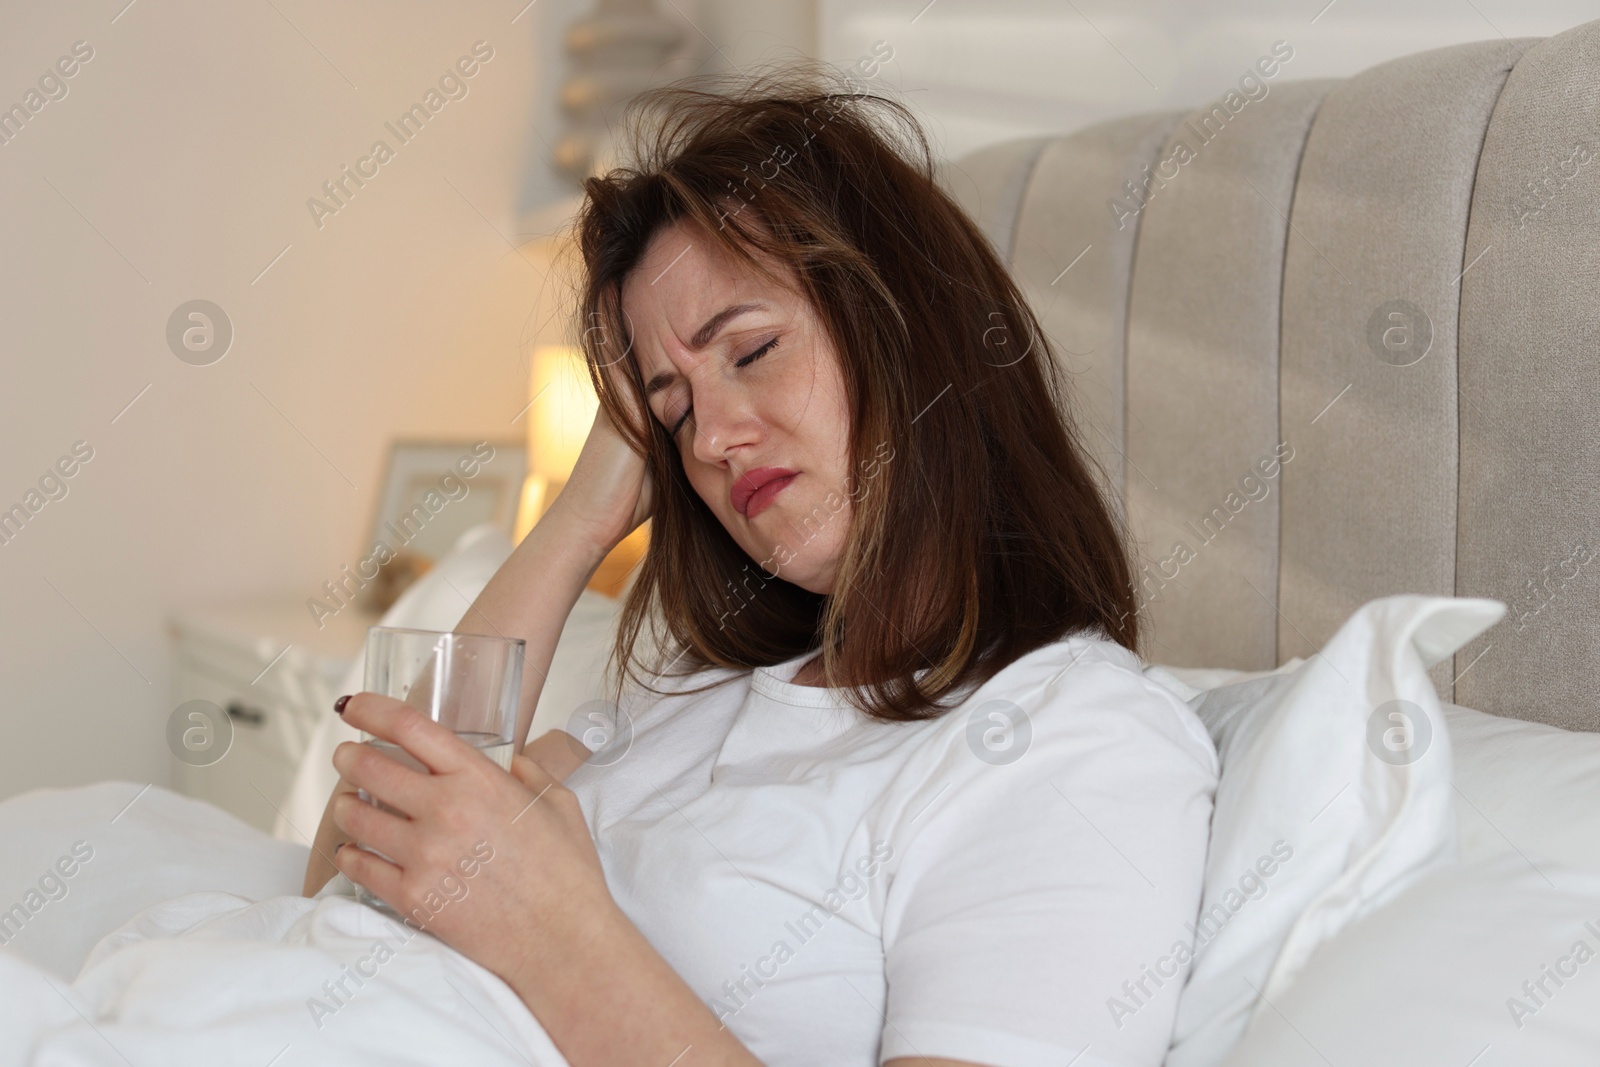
[620,219,854,594]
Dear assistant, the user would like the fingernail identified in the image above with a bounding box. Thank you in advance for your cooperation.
[334,695,351,715]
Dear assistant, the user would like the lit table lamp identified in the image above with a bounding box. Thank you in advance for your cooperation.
[517,343,648,596]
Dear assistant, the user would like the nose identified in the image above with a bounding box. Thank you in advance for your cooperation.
[686,375,763,469]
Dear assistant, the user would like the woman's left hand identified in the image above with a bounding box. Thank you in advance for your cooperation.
[329,693,610,986]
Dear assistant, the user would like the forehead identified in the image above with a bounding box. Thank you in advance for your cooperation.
[619,220,791,362]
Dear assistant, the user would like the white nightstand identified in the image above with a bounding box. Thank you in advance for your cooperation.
[168,600,378,838]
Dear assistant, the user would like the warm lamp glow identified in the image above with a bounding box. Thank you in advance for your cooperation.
[513,341,647,596]
[531,344,598,481]
[506,212,649,594]
[516,344,597,540]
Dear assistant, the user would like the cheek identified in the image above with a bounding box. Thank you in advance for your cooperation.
[799,391,855,489]
[762,355,850,465]
[774,353,845,429]
[682,455,727,515]
[804,499,853,560]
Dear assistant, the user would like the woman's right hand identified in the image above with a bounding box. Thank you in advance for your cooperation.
[302,730,588,897]
[548,404,654,554]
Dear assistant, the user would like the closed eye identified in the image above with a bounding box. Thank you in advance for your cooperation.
[735,336,779,368]
[668,337,780,438]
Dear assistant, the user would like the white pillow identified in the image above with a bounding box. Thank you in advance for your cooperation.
[1156,677,1600,880]
[1221,854,1600,1066]
[1446,702,1600,877]
[276,522,623,842]
[1148,595,1505,1067]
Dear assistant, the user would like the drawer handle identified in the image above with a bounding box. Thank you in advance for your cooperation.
[226,701,267,726]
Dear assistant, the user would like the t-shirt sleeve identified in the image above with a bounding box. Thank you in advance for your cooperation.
[876,650,1217,1067]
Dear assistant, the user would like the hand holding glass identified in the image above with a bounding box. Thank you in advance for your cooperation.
[352,626,524,915]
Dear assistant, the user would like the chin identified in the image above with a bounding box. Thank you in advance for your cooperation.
[713,499,847,594]
[760,543,839,595]
[782,565,834,596]
[769,517,848,594]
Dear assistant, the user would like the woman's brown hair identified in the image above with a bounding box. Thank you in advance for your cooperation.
[572,66,1139,722]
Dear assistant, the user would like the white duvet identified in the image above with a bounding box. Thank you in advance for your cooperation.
[0,782,568,1066]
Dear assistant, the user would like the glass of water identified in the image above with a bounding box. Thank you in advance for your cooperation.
[352,626,524,916]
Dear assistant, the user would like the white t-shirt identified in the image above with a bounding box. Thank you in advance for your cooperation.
[563,631,1218,1067]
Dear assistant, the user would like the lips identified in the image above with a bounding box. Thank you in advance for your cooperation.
[730,467,799,519]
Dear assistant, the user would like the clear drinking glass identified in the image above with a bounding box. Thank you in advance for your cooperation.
[352,626,524,916]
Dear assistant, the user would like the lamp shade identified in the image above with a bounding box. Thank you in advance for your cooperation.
[509,210,649,594]
[529,344,597,483]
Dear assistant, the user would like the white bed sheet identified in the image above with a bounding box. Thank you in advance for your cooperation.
[0,781,567,1066]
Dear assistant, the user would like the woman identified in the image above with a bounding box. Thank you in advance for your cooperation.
[305,72,1216,1067]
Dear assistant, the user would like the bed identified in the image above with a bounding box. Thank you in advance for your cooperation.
[3,18,1598,1067]
[938,18,1600,1062]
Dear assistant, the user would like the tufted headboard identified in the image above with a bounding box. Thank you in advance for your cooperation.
[944,21,1600,732]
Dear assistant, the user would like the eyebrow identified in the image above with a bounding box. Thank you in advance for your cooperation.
[643,302,767,398]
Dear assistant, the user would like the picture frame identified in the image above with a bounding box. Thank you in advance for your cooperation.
[359,438,526,609]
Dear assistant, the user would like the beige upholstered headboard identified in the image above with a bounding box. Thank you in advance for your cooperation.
[945,21,1599,731]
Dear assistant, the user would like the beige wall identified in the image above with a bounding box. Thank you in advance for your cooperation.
[0,0,816,802]
[8,0,1589,802]
[819,0,1599,163]
[0,1,539,801]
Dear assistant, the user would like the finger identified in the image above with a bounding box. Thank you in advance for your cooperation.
[332,739,436,819]
[340,692,479,775]
[331,790,418,866]
[334,841,403,907]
